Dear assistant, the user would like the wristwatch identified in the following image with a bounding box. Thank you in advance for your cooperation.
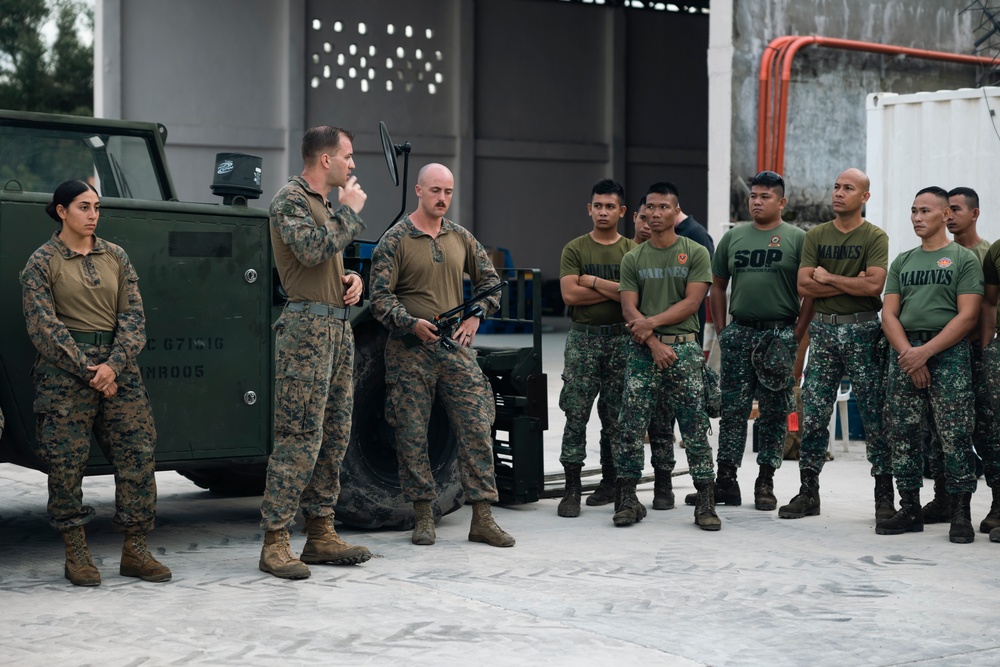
[466,304,486,320]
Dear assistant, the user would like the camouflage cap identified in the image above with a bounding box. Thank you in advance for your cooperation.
[751,331,794,392]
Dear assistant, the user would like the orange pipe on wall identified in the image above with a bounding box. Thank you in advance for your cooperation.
[757,36,797,172]
[761,35,996,175]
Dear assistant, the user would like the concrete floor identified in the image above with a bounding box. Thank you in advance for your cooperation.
[1,327,999,666]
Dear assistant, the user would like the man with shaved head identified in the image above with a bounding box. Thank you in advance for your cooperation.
[779,168,893,522]
[370,163,515,548]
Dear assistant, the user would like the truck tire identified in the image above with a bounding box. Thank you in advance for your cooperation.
[177,464,268,496]
[335,323,464,530]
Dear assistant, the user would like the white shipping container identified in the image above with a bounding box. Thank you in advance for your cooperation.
[866,87,1000,264]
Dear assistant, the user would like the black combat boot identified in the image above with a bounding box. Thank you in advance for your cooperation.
[693,480,722,531]
[874,474,897,522]
[949,492,975,544]
[875,488,923,535]
[979,485,1000,533]
[557,464,583,518]
[652,468,675,510]
[587,464,617,506]
[754,464,777,511]
[778,469,821,519]
[612,479,646,526]
[684,462,741,506]
[921,477,951,524]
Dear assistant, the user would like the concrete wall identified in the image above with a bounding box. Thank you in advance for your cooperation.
[726,0,979,227]
[95,0,710,280]
[96,0,304,209]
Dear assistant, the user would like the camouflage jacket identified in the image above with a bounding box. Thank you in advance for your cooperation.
[20,233,146,382]
[369,216,500,333]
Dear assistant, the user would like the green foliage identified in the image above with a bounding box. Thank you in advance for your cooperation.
[0,0,93,116]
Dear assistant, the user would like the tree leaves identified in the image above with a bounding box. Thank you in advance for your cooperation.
[0,0,92,116]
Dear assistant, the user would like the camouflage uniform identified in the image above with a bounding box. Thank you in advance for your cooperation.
[883,241,983,495]
[370,216,502,503]
[981,341,1000,487]
[261,312,356,528]
[20,233,158,533]
[558,330,629,466]
[886,341,977,492]
[260,177,365,531]
[647,399,676,473]
[926,345,996,482]
[616,341,713,481]
[717,324,797,469]
[799,319,888,474]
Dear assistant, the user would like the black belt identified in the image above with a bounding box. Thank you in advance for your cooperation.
[814,311,878,325]
[69,330,114,346]
[908,331,940,342]
[733,318,796,330]
[570,322,627,336]
[655,333,698,344]
[285,301,350,320]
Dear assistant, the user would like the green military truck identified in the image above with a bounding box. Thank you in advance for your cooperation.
[0,110,547,529]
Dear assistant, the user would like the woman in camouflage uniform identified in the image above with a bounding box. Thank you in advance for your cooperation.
[20,180,170,586]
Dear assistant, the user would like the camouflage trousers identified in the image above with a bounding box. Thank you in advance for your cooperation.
[886,339,977,493]
[385,336,498,503]
[799,319,890,476]
[927,342,997,485]
[616,341,713,482]
[977,339,1000,488]
[648,398,676,473]
[717,323,796,470]
[558,330,629,466]
[32,344,158,534]
[260,310,354,531]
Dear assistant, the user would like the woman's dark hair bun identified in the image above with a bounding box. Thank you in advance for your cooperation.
[46,180,99,223]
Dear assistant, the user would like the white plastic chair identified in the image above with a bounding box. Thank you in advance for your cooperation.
[829,381,852,453]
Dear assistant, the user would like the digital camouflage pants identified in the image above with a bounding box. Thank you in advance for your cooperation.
[717,324,797,470]
[260,310,354,531]
[558,330,629,467]
[385,336,498,503]
[885,340,977,493]
[648,398,676,473]
[799,319,889,476]
[978,339,1000,488]
[927,343,998,486]
[616,341,713,482]
[32,344,158,534]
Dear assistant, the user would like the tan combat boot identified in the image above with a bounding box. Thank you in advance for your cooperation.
[411,500,436,545]
[300,516,372,565]
[120,533,172,582]
[260,528,311,579]
[62,526,101,586]
[468,501,515,547]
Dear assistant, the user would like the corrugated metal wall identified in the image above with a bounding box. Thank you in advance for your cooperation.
[866,87,1000,261]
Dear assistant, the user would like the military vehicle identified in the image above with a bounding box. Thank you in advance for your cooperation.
[0,110,547,529]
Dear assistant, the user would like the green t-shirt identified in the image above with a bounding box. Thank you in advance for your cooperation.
[885,241,984,333]
[559,234,636,325]
[712,221,805,321]
[980,239,1000,328]
[619,235,711,335]
[800,220,888,315]
[967,238,991,263]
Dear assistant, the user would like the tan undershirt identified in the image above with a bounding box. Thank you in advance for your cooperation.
[389,226,480,320]
[49,246,126,332]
